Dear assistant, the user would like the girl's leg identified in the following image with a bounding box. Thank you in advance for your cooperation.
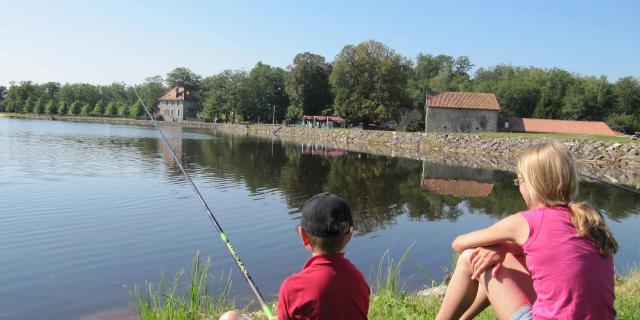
[478,253,536,319]
[436,249,482,320]
[437,250,535,320]
[460,285,490,319]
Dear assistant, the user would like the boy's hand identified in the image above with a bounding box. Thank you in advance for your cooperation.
[468,245,506,280]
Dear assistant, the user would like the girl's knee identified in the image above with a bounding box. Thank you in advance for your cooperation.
[456,249,474,272]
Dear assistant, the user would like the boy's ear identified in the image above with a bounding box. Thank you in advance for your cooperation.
[298,226,311,247]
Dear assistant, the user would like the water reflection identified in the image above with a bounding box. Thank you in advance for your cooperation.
[131,129,640,234]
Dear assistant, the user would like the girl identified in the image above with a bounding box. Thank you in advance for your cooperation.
[436,143,618,320]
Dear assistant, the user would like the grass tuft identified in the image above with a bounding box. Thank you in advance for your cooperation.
[126,252,234,320]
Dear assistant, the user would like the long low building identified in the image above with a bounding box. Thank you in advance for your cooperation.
[503,118,617,136]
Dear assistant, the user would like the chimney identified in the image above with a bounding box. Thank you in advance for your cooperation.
[175,87,179,97]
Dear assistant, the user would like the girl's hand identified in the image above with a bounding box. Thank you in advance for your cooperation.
[468,245,506,280]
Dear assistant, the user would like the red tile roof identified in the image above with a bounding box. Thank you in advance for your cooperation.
[427,92,500,111]
[507,118,616,136]
[160,86,190,101]
[420,178,494,198]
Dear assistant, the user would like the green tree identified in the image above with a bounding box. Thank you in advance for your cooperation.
[68,101,81,115]
[33,97,45,114]
[606,113,637,133]
[136,76,167,115]
[117,103,129,117]
[22,97,33,113]
[104,101,118,117]
[44,100,57,114]
[200,70,250,122]
[80,103,92,116]
[561,76,613,120]
[247,62,289,123]
[58,101,68,115]
[285,105,303,124]
[0,86,7,112]
[533,68,573,119]
[92,100,105,116]
[284,52,332,118]
[166,67,202,91]
[330,40,411,125]
[613,77,640,120]
[129,101,144,119]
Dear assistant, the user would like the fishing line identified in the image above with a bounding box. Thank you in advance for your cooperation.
[133,89,274,318]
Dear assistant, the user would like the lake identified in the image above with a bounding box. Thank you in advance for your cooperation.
[1,118,639,319]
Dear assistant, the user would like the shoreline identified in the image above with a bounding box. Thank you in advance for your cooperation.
[3,113,640,186]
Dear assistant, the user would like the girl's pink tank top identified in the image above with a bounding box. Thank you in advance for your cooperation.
[521,206,615,320]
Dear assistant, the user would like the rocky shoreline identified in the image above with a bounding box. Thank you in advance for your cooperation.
[3,114,640,186]
[248,126,640,187]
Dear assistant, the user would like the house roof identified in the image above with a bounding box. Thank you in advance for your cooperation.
[420,178,494,198]
[160,86,190,101]
[426,92,500,111]
[507,118,616,136]
[303,115,347,122]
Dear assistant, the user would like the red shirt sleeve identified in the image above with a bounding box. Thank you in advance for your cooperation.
[277,280,290,320]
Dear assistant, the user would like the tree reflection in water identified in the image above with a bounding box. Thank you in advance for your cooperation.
[131,130,640,235]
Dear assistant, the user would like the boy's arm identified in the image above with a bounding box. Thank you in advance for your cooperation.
[276,281,289,320]
[451,213,529,253]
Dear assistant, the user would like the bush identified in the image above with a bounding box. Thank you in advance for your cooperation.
[406,119,425,132]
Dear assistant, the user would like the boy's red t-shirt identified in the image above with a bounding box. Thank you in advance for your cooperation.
[277,253,370,320]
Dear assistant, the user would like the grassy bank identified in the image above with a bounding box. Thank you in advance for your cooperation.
[129,253,640,320]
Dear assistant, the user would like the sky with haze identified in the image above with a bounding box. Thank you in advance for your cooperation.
[1,0,638,86]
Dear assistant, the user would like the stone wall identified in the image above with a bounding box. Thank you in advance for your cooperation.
[425,107,497,133]
[248,125,640,186]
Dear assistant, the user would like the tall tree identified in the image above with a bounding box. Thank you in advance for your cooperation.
[22,97,33,113]
[104,101,118,117]
[248,62,289,123]
[166,67,202,91]
[45,100,57,114]
[68,101,81,115]
[33,97,45,114]
[0,85,7,112]
[533,69,573,119]
[330,40,411,125]
[284,52,333,119]
[92,100,106,116]
[136,76,167,114]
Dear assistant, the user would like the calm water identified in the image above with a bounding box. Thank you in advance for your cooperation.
[1,118,639,319]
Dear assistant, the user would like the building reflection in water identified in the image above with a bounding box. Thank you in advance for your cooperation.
[157,126,183,165]
[421,161,495,198]
[301,143,348,158]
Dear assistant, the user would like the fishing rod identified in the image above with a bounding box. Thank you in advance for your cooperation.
[133,89,274,318]
[578,173,640,195]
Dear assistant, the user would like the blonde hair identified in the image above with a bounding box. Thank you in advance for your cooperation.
[517,143,618,257]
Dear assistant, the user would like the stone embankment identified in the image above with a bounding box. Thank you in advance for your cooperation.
[248,126,640,186]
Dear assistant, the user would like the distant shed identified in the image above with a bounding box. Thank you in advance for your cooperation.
[425,92,500,133]
[504,118,616,136]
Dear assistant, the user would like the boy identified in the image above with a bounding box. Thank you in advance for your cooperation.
[220,192,370,320]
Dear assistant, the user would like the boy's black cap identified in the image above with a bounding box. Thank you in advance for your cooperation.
[301,193,353,237]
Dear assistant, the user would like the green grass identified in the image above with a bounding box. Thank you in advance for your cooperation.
[480,131,637,143]
[127,252,237,320]
[130,252,640,320]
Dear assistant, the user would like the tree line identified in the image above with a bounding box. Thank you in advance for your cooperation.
[1,40,639,132]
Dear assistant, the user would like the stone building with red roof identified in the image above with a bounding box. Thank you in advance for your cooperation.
[158,86,198,122]
[425,91,500,133]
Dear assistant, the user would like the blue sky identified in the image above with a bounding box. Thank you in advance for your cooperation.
[1,0,638,85]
